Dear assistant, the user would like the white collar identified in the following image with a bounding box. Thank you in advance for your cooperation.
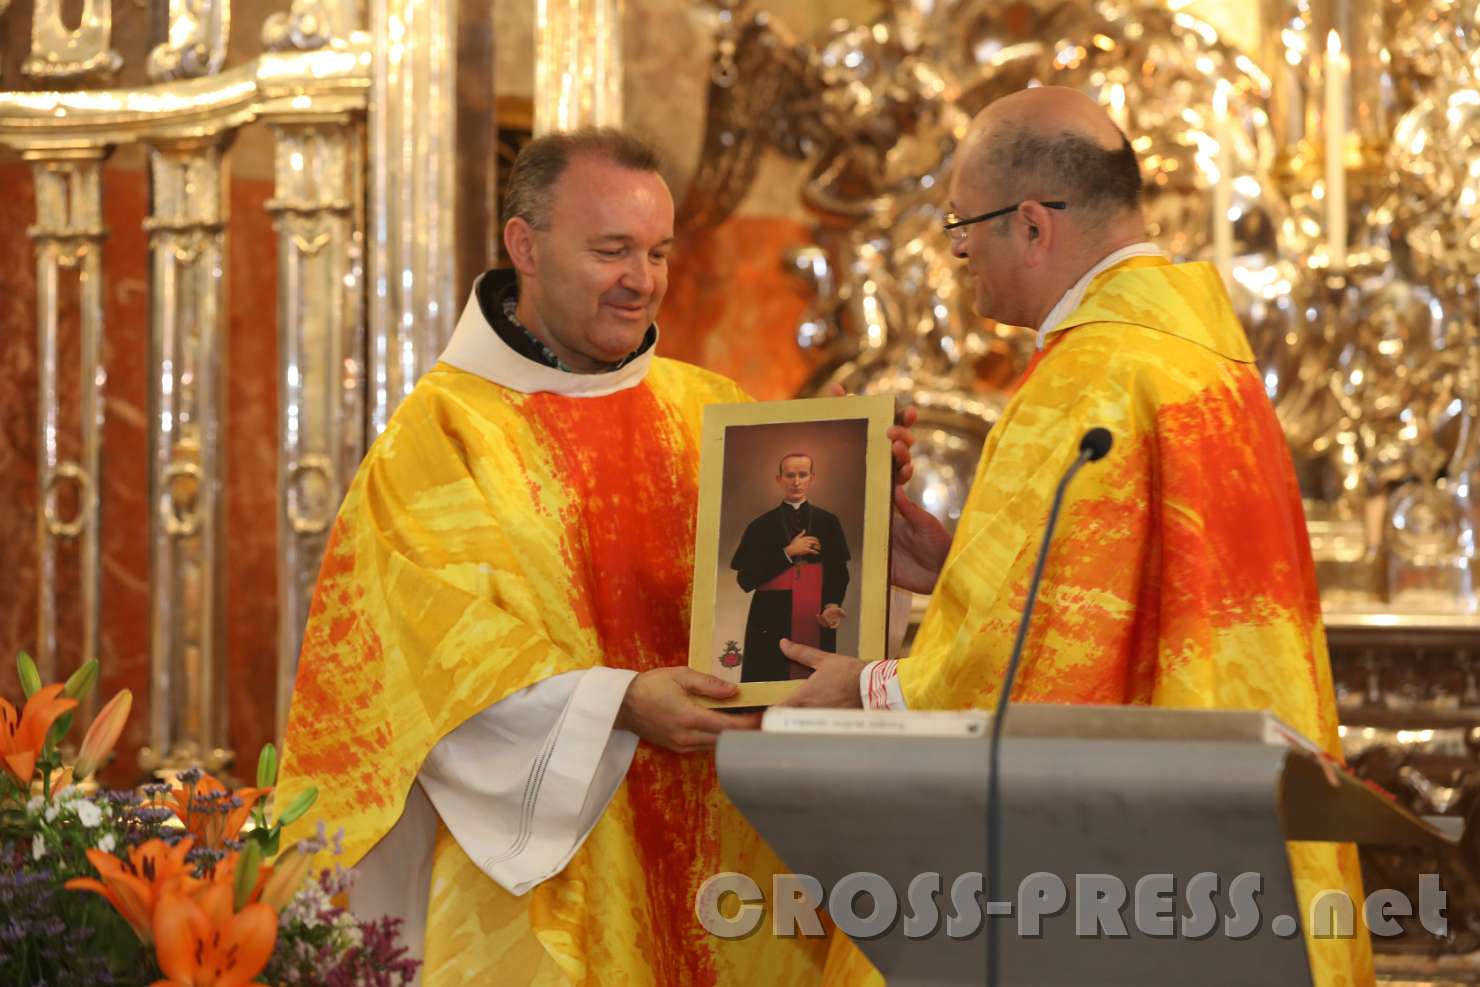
[784,500,807,509]
[438,279,657,397]
[1035,242,1165,349]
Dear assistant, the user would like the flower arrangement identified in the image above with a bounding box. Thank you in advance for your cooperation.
[1,653,419,986]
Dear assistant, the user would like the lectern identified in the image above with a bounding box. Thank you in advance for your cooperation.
[716,705,1452,987]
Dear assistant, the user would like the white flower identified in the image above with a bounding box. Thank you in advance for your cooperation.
[55,785,78,802]
[97,833,117,854]
[285,882,331,929]
[75,799,103,828]
[339,922,364,950]
[25,795,43,814]
[32,833,45,861]
[43,802,60,823]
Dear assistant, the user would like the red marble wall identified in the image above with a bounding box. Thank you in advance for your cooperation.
[0,159,281,787]
[0,167,41,713]
[0,157,817,787]
[664,215,820,400]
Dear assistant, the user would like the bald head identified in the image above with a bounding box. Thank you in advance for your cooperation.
[971,86,1125,151]
[956,85,1144,239]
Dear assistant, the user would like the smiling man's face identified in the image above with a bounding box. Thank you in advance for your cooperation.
[521,154,675,370]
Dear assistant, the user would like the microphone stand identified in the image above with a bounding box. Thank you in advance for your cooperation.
[986,428,1112,987]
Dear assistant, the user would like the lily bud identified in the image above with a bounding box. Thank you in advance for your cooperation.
[62,659,99,701]
[258,844,316,912]
[276,787,318,827]
[233,841,265,912]
[256,743,278,789]
[73,689,132,780]
[16,652,42,698]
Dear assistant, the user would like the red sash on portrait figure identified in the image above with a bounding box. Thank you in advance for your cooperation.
[760,561,823,678]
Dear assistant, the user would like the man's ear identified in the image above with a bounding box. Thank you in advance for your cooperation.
[505,217,539,277]
[1017,201,1055,267]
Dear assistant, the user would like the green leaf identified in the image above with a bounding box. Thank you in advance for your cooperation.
[234,840,264,912]
[276,787,318,827]
[61,659,99,700]
[256,743,278,789]
[16,652,41,697]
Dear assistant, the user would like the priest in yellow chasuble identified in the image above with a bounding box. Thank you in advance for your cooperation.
[275,130,832,985]
[784,88,1374,987]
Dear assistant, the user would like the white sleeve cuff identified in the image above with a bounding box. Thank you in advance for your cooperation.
[418,666,639,896]
[859,659,907,710]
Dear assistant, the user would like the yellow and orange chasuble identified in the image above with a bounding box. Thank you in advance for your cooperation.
[276,345,828,985]
[830,257,1373,987]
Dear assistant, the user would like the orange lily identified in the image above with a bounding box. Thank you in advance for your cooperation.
[164,773,270,850]
[65,837,198,943]
[150,889,277,987]
[74,688,132,779]
[1,683,77,784]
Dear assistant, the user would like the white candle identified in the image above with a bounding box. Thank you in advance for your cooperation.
[1325,30,1348,272]
[1213,80,1235,285]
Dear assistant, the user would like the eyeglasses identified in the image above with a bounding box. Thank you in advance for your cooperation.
[943,201,1068,244]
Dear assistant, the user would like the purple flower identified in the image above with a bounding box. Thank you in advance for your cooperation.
[320,916,421,987]
[131,806,175,825]
[185,846,227,876]
[0,839,132,984]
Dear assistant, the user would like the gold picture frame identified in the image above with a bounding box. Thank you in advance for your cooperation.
[688,395,895,708]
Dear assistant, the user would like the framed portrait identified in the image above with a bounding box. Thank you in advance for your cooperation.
[688,395,895,708]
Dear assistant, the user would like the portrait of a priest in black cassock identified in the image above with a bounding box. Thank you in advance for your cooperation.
[729,452,851,682]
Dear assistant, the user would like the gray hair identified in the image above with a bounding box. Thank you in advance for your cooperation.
[977,127,1143,232]
[503,127,663,230]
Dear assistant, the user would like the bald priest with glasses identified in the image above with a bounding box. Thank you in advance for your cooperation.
[780,86,1373,987]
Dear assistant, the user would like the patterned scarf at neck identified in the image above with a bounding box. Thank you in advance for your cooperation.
[502,293,647,375]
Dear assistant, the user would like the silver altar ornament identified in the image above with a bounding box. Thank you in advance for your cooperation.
[262,0,358,52]
[22,0,122,84]
[1389,0,1480,104]
[797,14,1007,531]
[1329,260,1467,491]
[27,148,111,693]
[147,0,232,82]
[1368,64,1480,611]
[1386,90,1480,296]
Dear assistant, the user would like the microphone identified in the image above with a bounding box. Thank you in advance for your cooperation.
[985,427,1114,986]
[1080,426,1112,462]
